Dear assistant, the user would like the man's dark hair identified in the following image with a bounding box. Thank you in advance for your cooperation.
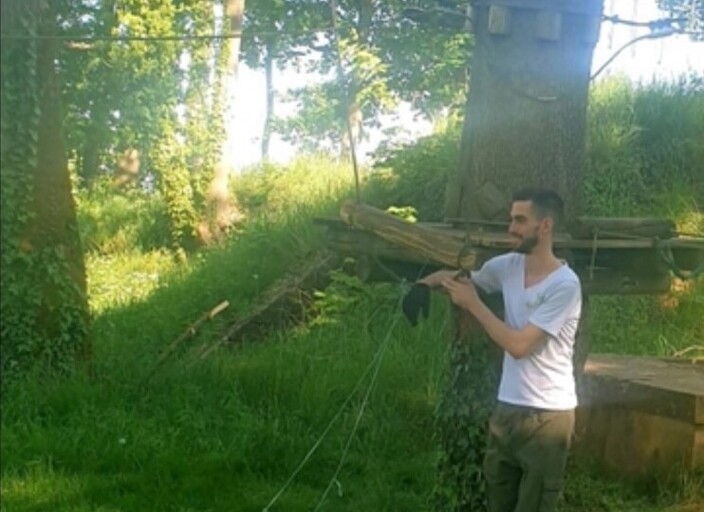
[512,187,565,226]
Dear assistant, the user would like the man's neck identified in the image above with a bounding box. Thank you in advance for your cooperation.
[524,242,561,277]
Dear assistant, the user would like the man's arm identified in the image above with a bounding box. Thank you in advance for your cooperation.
[441,278,547,359]
[464,296,547,359]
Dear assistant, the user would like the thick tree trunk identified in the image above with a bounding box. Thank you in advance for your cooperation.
[1,0,91,383]
[34,28,91,356]
[446,1,603,223]
[436,2,603,510]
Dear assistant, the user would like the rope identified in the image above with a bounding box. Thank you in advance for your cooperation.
[262,295,404,511]
[0,27,333,44]
[313,304,401,511]
[371,254,409,284]
[658,243,704,280]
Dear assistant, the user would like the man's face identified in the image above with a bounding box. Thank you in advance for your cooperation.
[508,200,546,254]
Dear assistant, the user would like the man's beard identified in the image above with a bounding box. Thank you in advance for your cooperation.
[513,232,539,254]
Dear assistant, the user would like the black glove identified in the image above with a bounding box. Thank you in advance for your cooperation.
[402,283,431,326]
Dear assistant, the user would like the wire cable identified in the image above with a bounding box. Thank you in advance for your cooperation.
[0,26,333,43]
[261,296,403,512]
[312,302,402,511]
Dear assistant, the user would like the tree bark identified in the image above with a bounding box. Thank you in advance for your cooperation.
[1,0,91,382]
[446,1,603,223]
[209,0,245,238]
[339,0,373,159]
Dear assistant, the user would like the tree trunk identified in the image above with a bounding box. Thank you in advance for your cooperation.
[436,2,603,509]
[339,0,373,159]
[81,102,109,185]
[446,1,603,223]
[261,39,275,161]
[207,0,245,239]
[78,1,117,187]
[1,0,91,383]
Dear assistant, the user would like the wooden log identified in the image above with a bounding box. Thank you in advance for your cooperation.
[142,300,229,383]
[328,231,501,268]
[339,201,484,270]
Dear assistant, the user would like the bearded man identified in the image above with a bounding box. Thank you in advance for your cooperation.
[421,188,582,512]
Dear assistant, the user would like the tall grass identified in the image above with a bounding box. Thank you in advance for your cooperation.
[1,277,452,511]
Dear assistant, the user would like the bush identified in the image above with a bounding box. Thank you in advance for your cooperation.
[365,119,461,221]
[232,155,356,219]
[76,181,171,254]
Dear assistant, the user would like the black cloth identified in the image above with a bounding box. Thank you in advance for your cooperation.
[402,283,431,326]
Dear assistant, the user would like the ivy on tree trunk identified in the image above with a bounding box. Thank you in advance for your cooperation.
[1,0,91,385]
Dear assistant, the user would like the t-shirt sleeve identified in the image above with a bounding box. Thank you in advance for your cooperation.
[470,256,506,294]
[529,279,581,338]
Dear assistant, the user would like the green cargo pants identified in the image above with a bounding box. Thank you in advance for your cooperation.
[483,402,575,512]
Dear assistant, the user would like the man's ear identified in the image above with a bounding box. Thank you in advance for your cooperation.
[541,216,554,233]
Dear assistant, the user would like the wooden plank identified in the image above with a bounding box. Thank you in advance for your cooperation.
[570,217,676,239]
[326,229,671,294]
[316,216,703,250]
[327,229,501,267]
[579,270,671,295]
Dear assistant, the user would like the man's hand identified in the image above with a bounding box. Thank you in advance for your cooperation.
[441,277,481,313]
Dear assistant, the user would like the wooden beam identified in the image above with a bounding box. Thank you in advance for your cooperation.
[578,269,671,295]
[326,228,500,267]
[317,215,703,250]
[570,217,676,239]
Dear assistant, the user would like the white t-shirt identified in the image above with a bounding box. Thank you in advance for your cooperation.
[471,253,582,410]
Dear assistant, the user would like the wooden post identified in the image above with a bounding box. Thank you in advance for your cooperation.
[435,1,604,510]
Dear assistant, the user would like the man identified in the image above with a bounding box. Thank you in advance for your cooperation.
[421,187,582,512]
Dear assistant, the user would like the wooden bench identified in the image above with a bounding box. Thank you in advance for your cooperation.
[574,354,704,476]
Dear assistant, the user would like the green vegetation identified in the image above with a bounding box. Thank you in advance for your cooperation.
[2,77,703,512]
